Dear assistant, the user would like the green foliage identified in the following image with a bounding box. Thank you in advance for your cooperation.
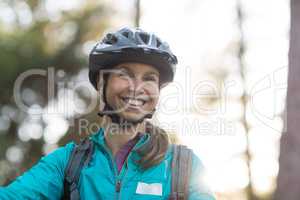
[0,0,111,185]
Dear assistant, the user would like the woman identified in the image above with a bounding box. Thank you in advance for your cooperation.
[0,27,215,200]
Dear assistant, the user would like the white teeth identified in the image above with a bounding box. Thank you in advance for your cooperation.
[128,99,143,106]
[122,97,145,106]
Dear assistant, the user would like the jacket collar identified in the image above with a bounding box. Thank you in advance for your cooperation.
[90,128,150,167]
[90,128,150,148]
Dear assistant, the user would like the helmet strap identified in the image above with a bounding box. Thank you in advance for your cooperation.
[97,104,155,126]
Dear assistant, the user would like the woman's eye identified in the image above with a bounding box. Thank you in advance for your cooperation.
[118,72,130,78]
[144,76,159,82]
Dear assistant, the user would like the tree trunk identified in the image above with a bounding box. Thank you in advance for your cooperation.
[135,0,141,27]
[274,1,300,199]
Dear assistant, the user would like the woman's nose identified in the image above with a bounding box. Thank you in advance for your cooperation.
[128,78,144,94]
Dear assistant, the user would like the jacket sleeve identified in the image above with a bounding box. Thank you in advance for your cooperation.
[0,142,74,200]
[188,153,216,200]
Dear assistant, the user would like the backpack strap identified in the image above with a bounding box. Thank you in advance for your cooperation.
[62,137,94,200]
[170,144,193,200]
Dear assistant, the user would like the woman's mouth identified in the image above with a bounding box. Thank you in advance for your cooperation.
[121,96,146,107]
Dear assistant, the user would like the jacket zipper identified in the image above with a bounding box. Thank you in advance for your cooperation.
[113,153,131,200]
[102,145,122,200]
[116,180,121,192]
[100,140,137,200]
[115,162,130,200]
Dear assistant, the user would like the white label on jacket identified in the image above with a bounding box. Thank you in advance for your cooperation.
[136,182,162,196]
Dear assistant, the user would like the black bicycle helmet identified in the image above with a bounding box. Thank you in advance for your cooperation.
[88,27,178,89]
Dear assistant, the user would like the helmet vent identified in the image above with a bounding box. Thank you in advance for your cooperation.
[156,39,162,48]
[139,33,150,44]
[122,31,129,38]
[103,33,118,44]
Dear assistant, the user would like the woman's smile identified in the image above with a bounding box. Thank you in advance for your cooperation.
[121,96,146,107]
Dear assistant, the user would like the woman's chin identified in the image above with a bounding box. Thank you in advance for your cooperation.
[119,112,145,123]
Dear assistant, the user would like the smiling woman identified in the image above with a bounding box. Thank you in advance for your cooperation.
[0,27,215,200]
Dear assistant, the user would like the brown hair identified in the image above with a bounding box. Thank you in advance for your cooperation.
[135,121,170,170]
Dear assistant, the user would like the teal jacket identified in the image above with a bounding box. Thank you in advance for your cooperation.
[0,128,215,200]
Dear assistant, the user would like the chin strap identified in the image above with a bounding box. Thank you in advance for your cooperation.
[97,103,155,125]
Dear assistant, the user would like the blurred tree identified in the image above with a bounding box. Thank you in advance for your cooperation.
[135,0,140,27]
[236,2,257,200]
[274,0,300,199]
[0,0,111,185]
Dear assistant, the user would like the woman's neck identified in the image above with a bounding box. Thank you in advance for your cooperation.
[100,116,145,156]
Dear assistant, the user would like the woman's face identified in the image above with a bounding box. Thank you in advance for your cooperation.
[104,62,160,123]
